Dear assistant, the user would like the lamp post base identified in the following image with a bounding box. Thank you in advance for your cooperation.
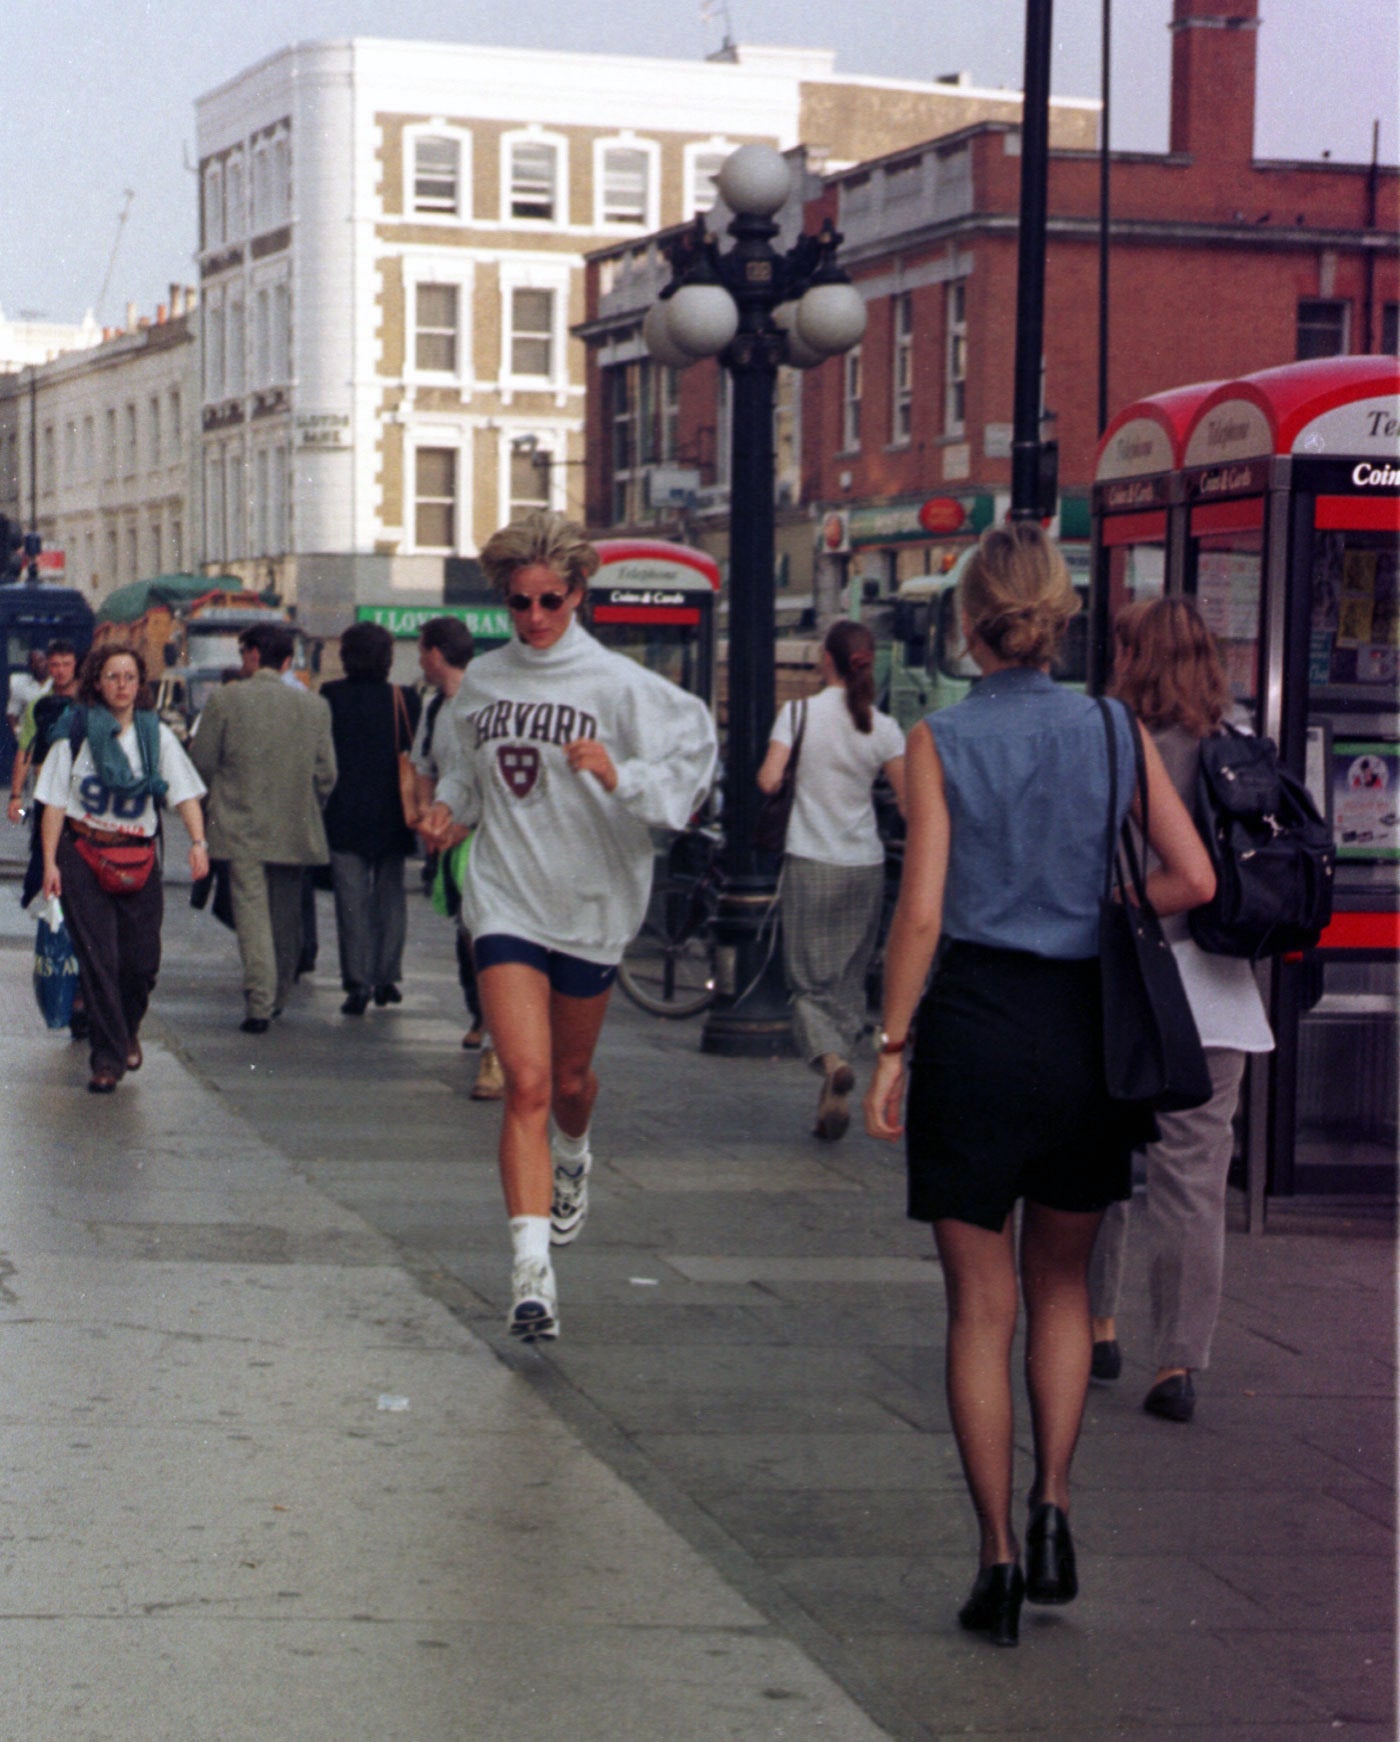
[699,879,795,1057]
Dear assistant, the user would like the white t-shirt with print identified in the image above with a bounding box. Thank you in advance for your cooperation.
[771,685,904,866]
[35,719,206,838]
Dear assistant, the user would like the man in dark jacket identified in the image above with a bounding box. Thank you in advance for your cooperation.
[319,620,421,1015]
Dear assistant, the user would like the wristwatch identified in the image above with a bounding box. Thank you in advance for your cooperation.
[878,1028,908,1056]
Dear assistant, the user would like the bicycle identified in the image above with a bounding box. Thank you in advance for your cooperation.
[617,819,724,1018]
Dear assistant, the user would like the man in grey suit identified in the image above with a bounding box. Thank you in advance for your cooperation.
[192,623,337,1032]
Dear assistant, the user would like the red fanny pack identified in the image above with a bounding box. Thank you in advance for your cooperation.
[72,834,157,895]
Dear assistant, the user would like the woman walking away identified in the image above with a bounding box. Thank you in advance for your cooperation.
[758,619,904,1140]
[321,621,422,1015]
[864,524,1214,1646]
[1088,597,1273,1424]
[37,644,208,1092]
[420,511,716,1342]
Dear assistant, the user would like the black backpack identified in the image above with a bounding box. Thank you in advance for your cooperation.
[1188,723,1336,960]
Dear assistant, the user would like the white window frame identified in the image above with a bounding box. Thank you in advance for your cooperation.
[204,291,225,401]
[148,396,161,468]
[498,260,571,403]
[500,428,565,527]
[202,161,224,251]
[945,280,967,437]
[168,388,182,458]
[225,447,246,560]
[224,151,245,242]
[226,289,246,396]
[841,346,862,452]
[502,128,567,225]
[891,291,914,447]
[684,139,737,216]
[405,429,468,555]
[403,123,472,221]
[594,134,659,230]
[401,255,474,388]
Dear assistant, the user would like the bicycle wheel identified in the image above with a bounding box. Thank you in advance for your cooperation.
[618,887,716,1018]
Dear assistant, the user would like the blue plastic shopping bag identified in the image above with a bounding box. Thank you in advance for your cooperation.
[33,896,79,1030]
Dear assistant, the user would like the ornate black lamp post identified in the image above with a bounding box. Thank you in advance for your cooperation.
[645,145,866,1055]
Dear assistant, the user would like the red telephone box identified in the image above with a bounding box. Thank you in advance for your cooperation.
[588,539,720,708]
[1093,357,1400,1216]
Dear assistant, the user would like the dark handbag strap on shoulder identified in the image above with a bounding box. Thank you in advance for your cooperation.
[1097,697,1152,907]
[789,697,808,771]
[392,685,411,753]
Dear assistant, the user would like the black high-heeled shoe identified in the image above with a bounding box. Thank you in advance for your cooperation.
[1025,1502,1078,1605]
[958,1562,1025,1647]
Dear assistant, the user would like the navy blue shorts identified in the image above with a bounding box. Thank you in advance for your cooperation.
[473,933,618,999]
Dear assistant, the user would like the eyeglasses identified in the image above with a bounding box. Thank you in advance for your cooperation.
[506,590,570,614]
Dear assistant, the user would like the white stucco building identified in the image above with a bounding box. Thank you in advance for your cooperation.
[0,296,200,600]
[193,37,1096,632]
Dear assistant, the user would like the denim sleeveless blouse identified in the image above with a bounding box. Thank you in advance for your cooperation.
[927,669,1136,960]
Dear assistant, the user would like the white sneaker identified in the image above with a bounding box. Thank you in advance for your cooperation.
[471,1045,505,1101]
[550,1145,591,1246]
[507,1257,558,1340]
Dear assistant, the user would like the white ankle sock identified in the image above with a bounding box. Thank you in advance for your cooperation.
[509,1215,552,1266]
[550,1122,591,1168]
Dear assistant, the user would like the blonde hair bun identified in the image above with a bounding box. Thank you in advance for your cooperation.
[960,524,1079,668]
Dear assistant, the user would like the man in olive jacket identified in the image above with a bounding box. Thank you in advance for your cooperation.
[191,623,337,1031]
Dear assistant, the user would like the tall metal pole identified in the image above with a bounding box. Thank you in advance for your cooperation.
[1011,0,1054,520]
[1098,0,1112,435]
[700,207,792,1055]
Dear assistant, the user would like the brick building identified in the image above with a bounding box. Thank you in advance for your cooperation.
[581,0,1398,616]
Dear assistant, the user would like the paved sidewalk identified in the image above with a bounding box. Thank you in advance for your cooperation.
[3,852,1395,1739]
[0,878,889,1741]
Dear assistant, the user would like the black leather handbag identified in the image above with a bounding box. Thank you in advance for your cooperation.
[1096,700,1212,1114]
[753,697,807,855]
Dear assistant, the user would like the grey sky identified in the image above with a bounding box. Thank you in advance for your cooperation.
[3,0,1395,325]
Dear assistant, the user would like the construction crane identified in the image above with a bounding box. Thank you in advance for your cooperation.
[95,189,136,325]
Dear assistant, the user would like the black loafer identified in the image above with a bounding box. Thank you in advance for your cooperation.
[239,1016,270,1035]
[1091,1338,1122,1382]
[1025,1502,1078,1605]
[1143,1372,1196,1423]
[340,992,369,1016]
[373,984,402,1007]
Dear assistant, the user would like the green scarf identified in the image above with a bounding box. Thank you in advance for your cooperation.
[64,704,169,803]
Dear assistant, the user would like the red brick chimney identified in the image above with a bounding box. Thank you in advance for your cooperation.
[1169,0,1260,165]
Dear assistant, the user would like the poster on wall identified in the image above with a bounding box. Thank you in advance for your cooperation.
[1332,739,1400,861]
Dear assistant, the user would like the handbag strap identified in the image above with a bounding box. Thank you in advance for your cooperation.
[1097,697,1153,911]
[392,685,411,753]
[789,697,808,771]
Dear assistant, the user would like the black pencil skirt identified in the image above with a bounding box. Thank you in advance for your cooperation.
[906,940,1143,1233]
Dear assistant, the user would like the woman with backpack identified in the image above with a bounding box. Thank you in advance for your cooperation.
[36,643,208,1093]
[1087,597,1274,1424]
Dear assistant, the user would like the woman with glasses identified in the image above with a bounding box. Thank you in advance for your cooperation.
[421,511,717,1341]
[37,643,208,1092]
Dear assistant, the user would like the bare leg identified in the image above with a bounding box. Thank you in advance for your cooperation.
[1020,1201,1104,1512]
[932,1215,1020,1568]
[477,962,554,1217]
[549,983,611,1141]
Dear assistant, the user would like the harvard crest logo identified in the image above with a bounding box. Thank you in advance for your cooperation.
[497,744,542,799]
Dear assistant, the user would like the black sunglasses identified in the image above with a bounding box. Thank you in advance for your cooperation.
[507,590,571,613]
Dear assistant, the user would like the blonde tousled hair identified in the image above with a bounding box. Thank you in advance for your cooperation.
[479,510,599,598]
[959,522,1080,667]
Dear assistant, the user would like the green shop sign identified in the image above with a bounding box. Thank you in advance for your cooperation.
[848,494,995,547]
[356,604,512,640]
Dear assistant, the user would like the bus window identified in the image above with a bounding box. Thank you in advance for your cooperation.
[1191,533,1262,716]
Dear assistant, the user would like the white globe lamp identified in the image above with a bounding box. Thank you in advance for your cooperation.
[716,144,792,218]
[643,301,700,369]
[772,300,827,369]
[795,281,868,355]
[664,281,739,358]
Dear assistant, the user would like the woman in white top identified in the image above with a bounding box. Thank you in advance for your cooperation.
[37,643,208,1092]
[759,619,905,1140]
[1087,597,1274,1424]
